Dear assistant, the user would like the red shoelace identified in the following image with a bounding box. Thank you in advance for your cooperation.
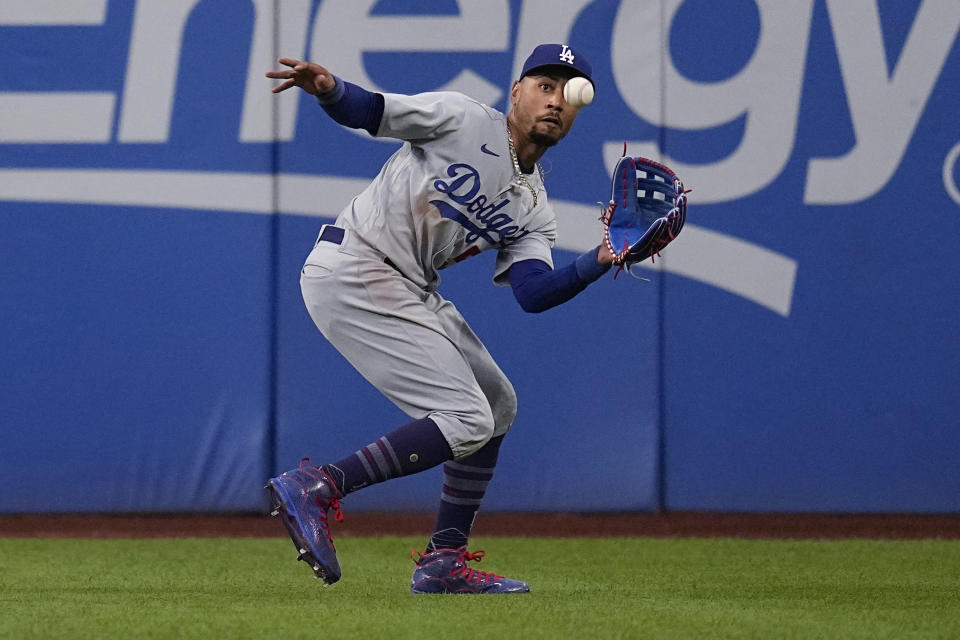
[412,547,504,584]
[299,458,344,548]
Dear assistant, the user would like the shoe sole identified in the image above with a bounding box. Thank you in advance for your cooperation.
[410,577,530,594]
[410,586,531,594]
[265,481,340,586]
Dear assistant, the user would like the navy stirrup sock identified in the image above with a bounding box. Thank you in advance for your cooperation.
[426,435,504,552]
[321,417,453,497]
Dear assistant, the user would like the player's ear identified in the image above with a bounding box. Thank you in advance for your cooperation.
[510,80,520,106]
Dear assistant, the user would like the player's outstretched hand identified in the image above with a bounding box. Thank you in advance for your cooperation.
[597,241,616,265]
[266,58,336,96]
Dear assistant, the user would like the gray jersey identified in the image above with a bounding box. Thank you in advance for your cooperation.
[335,91,557,291]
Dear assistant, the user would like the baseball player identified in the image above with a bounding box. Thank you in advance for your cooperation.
[265,44,615,594]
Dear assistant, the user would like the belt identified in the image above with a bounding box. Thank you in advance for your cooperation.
[317,224,400,272]
[317,224,345,245]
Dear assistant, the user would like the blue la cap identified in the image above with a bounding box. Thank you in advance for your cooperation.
[519,44,594,88]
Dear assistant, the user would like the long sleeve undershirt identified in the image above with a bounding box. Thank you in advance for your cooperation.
[316,77,611,312]
[316,76,383,135]
[507,248,610,313]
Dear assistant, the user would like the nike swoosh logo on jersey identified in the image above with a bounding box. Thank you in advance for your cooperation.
[480,144,499,157]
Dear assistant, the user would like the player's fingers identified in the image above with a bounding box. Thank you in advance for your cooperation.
[264,70,294,80]
[271,79,296,93]
[276,57,301,68]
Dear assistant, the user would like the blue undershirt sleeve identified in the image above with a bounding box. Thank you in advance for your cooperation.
[508,246,611,313]
[316,76,384,136]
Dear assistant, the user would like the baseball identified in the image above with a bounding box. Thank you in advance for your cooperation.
[563,76,594,108]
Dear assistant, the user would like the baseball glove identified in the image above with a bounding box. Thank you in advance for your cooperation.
[600,154,688,277]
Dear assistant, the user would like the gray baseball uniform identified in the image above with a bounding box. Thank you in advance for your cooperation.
[300,91,555,459]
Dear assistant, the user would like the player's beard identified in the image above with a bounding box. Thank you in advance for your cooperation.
[529,129,561,147]
[528,119,567,147]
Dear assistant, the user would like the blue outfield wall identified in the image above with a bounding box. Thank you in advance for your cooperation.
[1,0,958,513]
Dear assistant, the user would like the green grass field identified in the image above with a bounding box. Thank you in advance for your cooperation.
[1,536,958,639]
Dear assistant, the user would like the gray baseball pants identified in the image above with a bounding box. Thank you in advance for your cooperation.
[299,224,517,459]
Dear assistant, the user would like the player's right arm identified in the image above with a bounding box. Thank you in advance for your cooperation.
[266,58,336,95]
[266,58,384,136]
[266,58,467,141]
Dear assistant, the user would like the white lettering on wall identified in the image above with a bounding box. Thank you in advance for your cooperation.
[510,0,595,90]
[0,0,113,143]
[310,0,508,111]
[803,0,960,204]
[0,93,114,143]
[120,0,312,143]
[606,0,814,204]
[0,0,955,212]
[240,0,312,142]
[118,0,204,142]
[0,0,106,25]
[945,141,960,207]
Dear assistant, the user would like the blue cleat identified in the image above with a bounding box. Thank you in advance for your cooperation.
[410,546,530,594]
[266,458,344,585]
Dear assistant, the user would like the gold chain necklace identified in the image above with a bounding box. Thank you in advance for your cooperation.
[507,130,540,207]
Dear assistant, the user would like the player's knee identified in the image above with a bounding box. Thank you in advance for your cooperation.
[490,381,517,432]
[453,404,497,458]
[456,381,516,458]
[429,400,495,459]
[464,402,496,444]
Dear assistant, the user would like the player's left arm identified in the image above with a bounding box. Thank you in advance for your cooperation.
[507,246,613,313]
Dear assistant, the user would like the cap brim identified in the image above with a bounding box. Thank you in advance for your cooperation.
[521,64,593,87]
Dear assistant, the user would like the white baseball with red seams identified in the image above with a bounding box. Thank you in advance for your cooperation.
[563,77,593,108]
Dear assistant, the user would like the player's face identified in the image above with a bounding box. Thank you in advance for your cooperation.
[510,72,578,147]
